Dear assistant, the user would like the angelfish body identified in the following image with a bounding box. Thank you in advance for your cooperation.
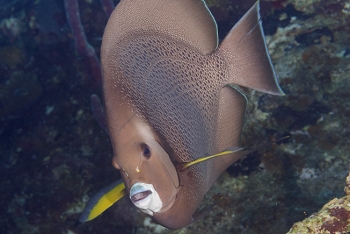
[91,0,283,229]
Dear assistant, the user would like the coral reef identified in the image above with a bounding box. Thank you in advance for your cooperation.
[0,71,42,118]
[0,0,349,233]
[287,170,350,234]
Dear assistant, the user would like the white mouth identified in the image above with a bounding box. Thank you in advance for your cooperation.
[130,183,162,216]
[131,190,152,202]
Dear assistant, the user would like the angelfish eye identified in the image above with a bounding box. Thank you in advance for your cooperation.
[141,143,151,159]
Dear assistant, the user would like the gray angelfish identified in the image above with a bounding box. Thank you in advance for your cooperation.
[80,0,284,230]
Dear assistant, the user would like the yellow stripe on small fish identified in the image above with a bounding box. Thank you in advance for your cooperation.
[80,180,125,222]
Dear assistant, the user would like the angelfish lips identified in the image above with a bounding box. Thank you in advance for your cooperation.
[129,182,162,216]
[131,190,152,203]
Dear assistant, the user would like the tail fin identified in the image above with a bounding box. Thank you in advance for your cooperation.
[216,1,284,95]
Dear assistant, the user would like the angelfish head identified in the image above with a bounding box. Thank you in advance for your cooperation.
[111,119,180,216]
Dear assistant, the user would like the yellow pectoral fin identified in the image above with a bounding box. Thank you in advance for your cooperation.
[177,136,291,171]
[80,180,126,222]
[178,147,244,171]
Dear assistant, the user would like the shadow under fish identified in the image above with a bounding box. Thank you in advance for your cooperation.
[79,0,284,230]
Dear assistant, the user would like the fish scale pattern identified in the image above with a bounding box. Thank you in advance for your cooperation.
[113,32,228,167]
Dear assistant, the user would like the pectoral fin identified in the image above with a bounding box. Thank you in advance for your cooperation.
[80,180,126,222]
[177,147,245,171]
[178,136,290,171]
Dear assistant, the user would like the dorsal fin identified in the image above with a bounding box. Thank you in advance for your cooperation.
[216,1,284,95]
[102,0,218,55]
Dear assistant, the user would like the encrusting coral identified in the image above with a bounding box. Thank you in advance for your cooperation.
[287,167,350,234]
